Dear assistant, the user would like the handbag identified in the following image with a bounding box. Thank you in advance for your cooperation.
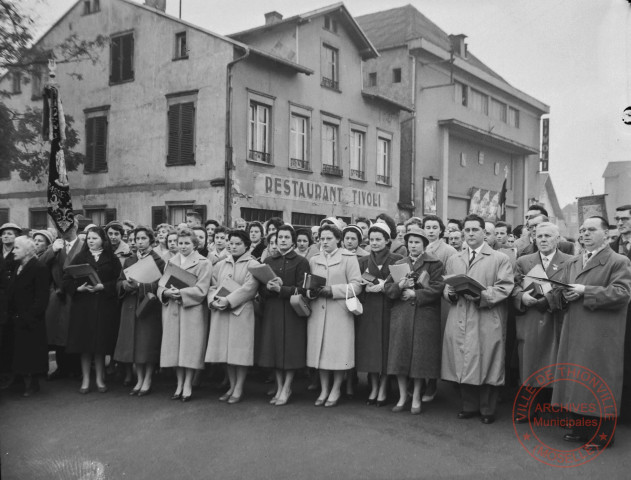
[345,284,363,315]
[290,289,312,317]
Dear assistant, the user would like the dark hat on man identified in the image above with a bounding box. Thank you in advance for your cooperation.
[0,223,22,235]
[404,224,429,247]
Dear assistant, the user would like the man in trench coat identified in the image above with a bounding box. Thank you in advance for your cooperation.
[552,216,631,450]
[442,214,514,424]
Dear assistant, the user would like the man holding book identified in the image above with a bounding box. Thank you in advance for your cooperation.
[442,214,514,424]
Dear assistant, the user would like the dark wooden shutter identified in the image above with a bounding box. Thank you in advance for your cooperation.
[110,36,121,83]
[94,117,107,171]
[105,208,117,223]
[86,117,95,171]
[152,206,167,229]
[167,102,195,165]
[121,34,134,81]
[167,104,180,165]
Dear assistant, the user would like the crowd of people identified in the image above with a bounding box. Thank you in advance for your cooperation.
[1,203,631,452]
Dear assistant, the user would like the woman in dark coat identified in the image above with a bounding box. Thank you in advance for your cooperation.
[64,226,122,394]
[114,226,166,396]
[384,225,444,414]
[8,236,50,396]
[356,224,402,406]
[259,225,310,406]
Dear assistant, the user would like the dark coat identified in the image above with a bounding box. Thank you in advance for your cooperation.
[551,246,631,416]
[64,248,122,355]
[40,238,84,346]
[355,251,402,374]
[0,249,16,327]
[114,250,166,364]
[384,253,444,378]
[8,257,50,375]
[257,250,310,369]
[511,249,571,386]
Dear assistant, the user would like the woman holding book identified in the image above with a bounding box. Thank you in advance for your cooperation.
[114,226,166,396]
[306,223,362,408]
[64,227,122,394]
[384,225,444,414]
[356,223,402,406]
[258,225,310,406]
[205,229,260,404]
[158,228,212,402]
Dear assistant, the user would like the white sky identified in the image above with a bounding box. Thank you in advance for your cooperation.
[29,0,631,207]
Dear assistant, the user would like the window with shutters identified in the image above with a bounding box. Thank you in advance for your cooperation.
[110,32,134,84]
[166,204,206,225]
[84,111,108,173]
[166,92,197,166]
[82,207,116,226]
[29,209,49,229]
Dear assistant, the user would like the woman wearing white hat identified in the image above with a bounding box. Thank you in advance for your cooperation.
[384,225,444,414]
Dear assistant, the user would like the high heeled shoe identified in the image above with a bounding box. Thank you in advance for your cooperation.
[219,392,231,402]
[79,386,90,395]
[129,387,140,396]
[375,398,389,407]
[275,391,292,407]
[181,395,192,402]
[314,398,326,407]
[137,387,151,397]
[227,395,242,404]
[97,385,108,393]
[171,392,182,400]
[366,397,377,406]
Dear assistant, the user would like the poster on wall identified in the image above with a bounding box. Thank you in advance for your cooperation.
[468,186,502,222]
[423,178,438,215]
[577,194,608,226]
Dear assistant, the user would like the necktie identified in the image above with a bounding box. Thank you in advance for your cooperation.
[583,252,592,268]
[469,250,476,266]
[542,256,550,270]
[65,241,71,253]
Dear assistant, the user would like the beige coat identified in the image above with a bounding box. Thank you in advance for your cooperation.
[158,251,211,369]
[441,243,514,386]
[205,253,260,366]
[306,249,362,370]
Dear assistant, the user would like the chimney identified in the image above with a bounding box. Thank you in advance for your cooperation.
[144,0,166,12]
[264,11,283,25]
[449,34,468,58]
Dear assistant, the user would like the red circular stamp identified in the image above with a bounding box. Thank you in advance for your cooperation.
[512,363,617,468]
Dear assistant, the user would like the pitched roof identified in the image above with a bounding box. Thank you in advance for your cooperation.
[356,4,507,84]
[229,3,378,59]
[602,161,631,178]
[536,172,565,221]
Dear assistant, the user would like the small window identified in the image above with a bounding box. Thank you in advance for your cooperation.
[321,44,339,90]
[29,209,49,229]
[83,207,116,226]
[11,72,21,94]
[83,0,100,14]
[167,100,196,165]
[174,32,188,60]
[240,208,282,223]
[349,129,365,180]
[368,72,377,87]
[291,212,326,229]
[377,137,391,185]
[509,107,520,128]
[290,113,309,170]
[455,82,468,107]
[323,15,338,33]
[110,32,134,84]
[248,102,271,164]
[393,68,402,83]
[167,204,206,225]
[85,114,108,172]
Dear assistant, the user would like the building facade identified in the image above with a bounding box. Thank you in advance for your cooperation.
[356,5,549,224]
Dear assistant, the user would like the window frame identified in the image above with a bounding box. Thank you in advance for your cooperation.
[29,208,49,229]
[289,103,312,171]
[84,105,110,173]
[109,31,135,85]
[376,133,392,186]
[470,88,489,115]
[166,91,197,166]
[368,72,377,87]
[349,123,367,181]
[455,81,468,107]
[173,31,188,61]
[392,68,402,83]
[11,71,21,94]
[508,107,520,128]
[321,43,340,91]
[490,98,507,123]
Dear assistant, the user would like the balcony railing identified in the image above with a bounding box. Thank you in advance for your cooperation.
[350,169,365,180]
[322,164,343,177]
[290,158,310,170]
[248,149,271,164]
[377,174,390,184]
[321,77,339,90]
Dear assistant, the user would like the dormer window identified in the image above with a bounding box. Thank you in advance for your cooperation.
[324,15,338,33]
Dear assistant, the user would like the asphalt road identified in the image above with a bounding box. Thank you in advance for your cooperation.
[1,371,629,480]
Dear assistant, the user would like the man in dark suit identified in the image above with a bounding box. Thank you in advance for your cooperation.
[40,218,84,379]
[610,205,631,424]
[519,214,574,258]
[511,222,572,421]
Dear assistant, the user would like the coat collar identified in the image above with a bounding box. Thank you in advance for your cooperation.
[225,252,254,265]
[313,248,346,267]
[460,242,493,269]
[573,244,612,277]
[173,250,206,270]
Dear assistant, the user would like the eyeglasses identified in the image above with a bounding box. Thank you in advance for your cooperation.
[614,216,630,222]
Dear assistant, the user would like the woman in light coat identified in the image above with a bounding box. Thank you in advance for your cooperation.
[306,224,362,408]
[205,229,260,404]
[158,228,211,402]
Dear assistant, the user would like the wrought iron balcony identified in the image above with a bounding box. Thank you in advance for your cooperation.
[321,77,339,90]
[322,164,343,177]
[350,169,365,180]
[377,174,391,185]
[290,158,310,170]
[248,149,271,164]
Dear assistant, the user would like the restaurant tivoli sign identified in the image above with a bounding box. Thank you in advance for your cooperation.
[254,173,387,209]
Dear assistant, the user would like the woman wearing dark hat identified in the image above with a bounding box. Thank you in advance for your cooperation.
[114,226,166,396]
[7,236,50,396]
[64,226,122,394]
[342,225,369,258]
[356,223,403,406]
[32,230,55,258]
[258,225,310,406]
[384,225,444,414]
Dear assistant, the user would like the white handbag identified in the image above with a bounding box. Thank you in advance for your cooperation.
[345,284,363,315]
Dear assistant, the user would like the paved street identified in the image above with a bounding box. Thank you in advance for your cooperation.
[1,371,629,480]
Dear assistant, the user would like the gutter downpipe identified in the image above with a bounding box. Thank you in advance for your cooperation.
[224,46,250,227]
